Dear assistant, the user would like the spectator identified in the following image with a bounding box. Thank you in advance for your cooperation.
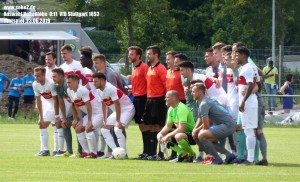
[280,74,293,114]
[15,44,29,61]
[8,70,23,120]
[262,58,278,112]
[0,72,10,102]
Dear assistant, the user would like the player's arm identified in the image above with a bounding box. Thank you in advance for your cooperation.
[113,99,122,128]
[239,82,254,112]
[102,101,107,125]
[157,123,173,143]
[36,95,44,123]
[167,123,186,139]
[58,98,67,120]
[202,117,210,130]
[4,78,10,91]
[71,103,79,127]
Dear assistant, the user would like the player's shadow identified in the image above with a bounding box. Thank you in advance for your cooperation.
[271,163,300,168]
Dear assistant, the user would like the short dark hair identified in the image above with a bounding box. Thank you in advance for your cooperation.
[66,74,79,81]
[26,67,33,71]
[34,66,46,74]
[221,45,232,53]
[178,61,194,72]
[205,48,213,53]
[212,42,226,50]
[166,51,177,57]
[52,68,65,76]
[46,52,57,59]
[233,42,246,48]
[79,46,93,55]
[286,74,293,82]
[174,53,188,61]
[235,46,250,58]
[128,46,143,58]
[92,72,106,80]
[146,45,161,58]
[190,79,204,85]
[92,54,106,63]
[81,51,92,59]
[61,45,73,52]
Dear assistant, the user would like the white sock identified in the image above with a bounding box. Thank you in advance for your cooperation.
[99,131,106,152]
[101,128,117,150]
[94,128,99,152]
[40,128,49,151]
[244,128,256,162]
[114,127,126,153]
[77,132,90,153]
[87,131,97,154]
[53,126,59,152]
[57,128,64,152]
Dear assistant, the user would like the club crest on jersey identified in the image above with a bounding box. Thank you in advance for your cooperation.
[103,97,114,106]
[41,91,52,99]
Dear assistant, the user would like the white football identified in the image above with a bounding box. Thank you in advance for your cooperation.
[112,147,127,160]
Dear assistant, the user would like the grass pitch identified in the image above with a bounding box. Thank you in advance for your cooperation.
[0,120,300,181]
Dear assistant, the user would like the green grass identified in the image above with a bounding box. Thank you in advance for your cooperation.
[0,120,300,181]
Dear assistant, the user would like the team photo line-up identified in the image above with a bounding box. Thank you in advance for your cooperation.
[2,42,272,166]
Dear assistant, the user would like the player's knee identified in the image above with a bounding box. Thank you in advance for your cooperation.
[114,127,123,137]
[86,127,93,133]
[86,131,94,140]
[75,125,84,133]
[174,133,186,142]
[244,128,255,137]
[101,127,111,137]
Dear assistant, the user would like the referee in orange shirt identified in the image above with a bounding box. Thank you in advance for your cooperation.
[142,45,168,160]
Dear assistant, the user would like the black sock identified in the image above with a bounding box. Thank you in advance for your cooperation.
[149,131,158,156]
[142,131,148,154]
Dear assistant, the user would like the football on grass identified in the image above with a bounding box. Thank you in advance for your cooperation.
[112,147,126,160]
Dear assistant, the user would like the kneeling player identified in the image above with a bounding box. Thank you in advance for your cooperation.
[67,74,103,158]
[157,90,196,162]
[92,72,135,158]
[191,83,236,164]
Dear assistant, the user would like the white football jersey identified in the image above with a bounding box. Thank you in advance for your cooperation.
[67,85,102,114]
[45,66,58,79]
[238,63,258,107]
[60,60,85,85]
[226,68,239,106]
[33,77,57,104]
[97,82,134,112]
[193,73,227,99]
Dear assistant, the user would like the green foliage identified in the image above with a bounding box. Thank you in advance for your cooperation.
[85,30,121,53]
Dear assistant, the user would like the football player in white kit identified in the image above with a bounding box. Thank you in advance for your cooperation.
[92,72,135,158]
[235,46,258,166]
[33,67,58,156]
[66,74,103,158]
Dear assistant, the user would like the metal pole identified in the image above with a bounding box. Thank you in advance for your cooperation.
[279,45,282,87]
[272,0,276,65]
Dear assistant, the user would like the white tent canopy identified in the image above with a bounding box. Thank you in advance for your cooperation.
[0,31,79,40]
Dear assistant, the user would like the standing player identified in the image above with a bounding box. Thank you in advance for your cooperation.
[51,68,74,157]
[60,45,85,85]
[165,51,186,103]
[212,42,227,92]
[33,67,58,156]
[92,72,135,158]
[67,74,103,158]
[142,45,167,160]
[7,70,23,120]
[128,46,149,159]
[157,90,196,162]
[235,46,258,166]
[60,45,86,157]
[22,68,35,120]
[45,52,58,78]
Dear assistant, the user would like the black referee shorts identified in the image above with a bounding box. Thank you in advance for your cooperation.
[142,96,167,126]
[133,94,147,124]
